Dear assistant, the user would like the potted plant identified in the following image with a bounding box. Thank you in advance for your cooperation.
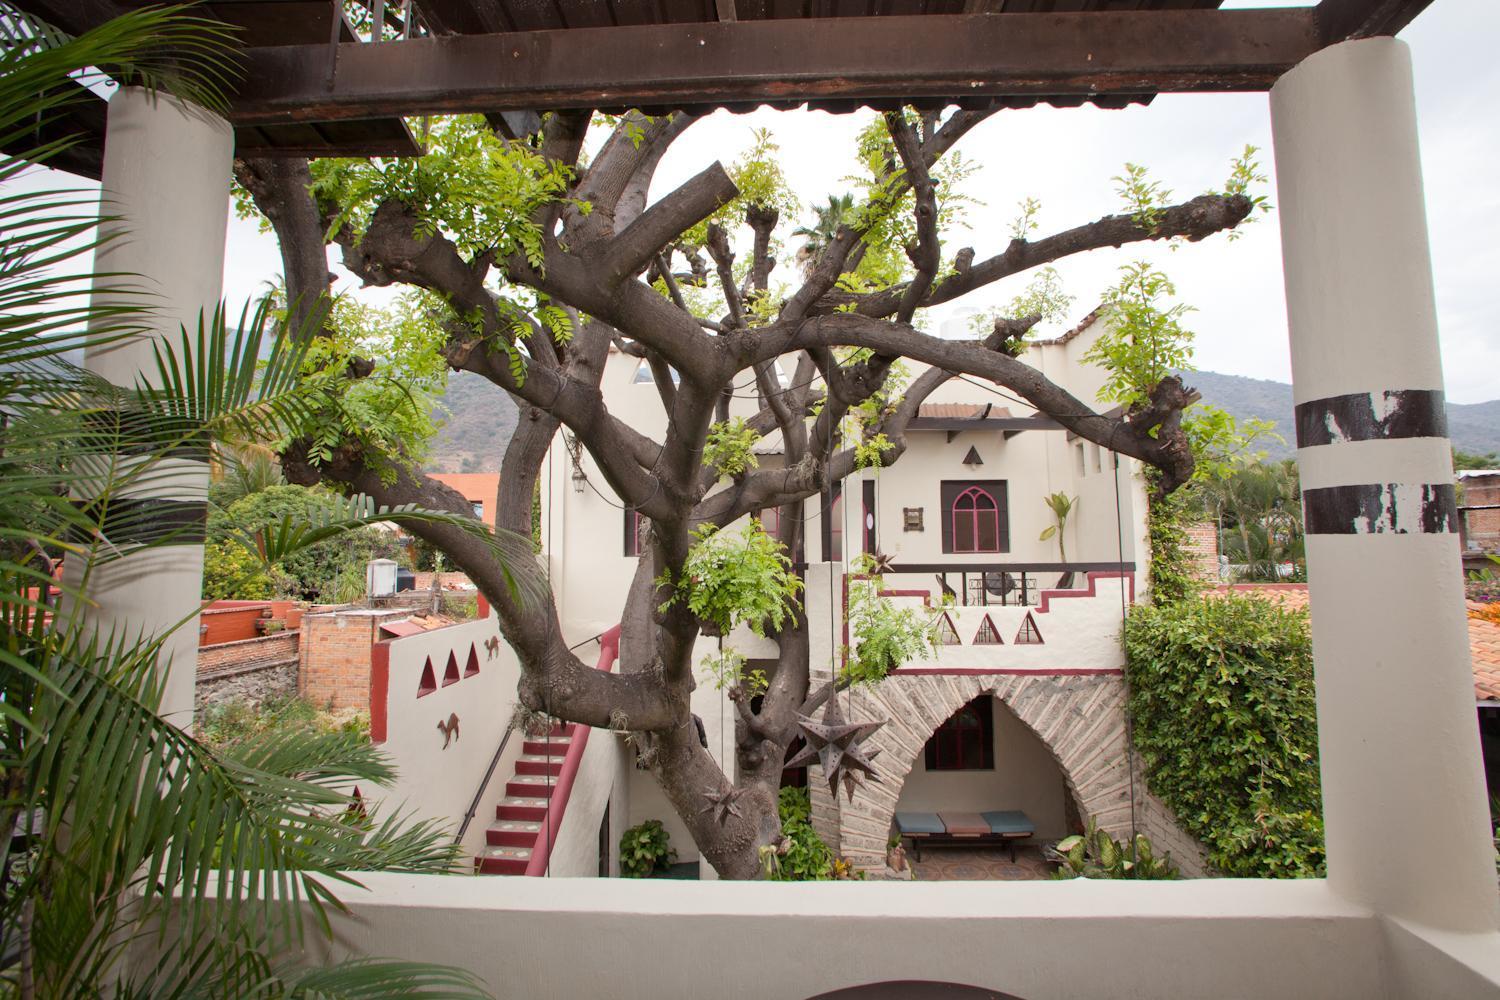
[619,819,677,878]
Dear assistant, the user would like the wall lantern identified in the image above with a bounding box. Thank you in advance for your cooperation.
[565,432,587,492]
[903,507,924,532]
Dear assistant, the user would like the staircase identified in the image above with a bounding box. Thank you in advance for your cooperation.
[475,724,578,875]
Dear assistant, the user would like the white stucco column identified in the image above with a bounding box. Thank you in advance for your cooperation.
[74,87,233,729]
[1271,38,1497,931]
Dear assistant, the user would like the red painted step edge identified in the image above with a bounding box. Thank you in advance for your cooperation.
[523,625,619,877]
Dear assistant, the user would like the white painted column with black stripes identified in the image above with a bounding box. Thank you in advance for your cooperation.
[73,88,233,729]
[1271,38,1497,930]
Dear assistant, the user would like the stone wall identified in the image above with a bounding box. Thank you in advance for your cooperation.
[196,631,300,712]
[196,661,297,712]
[827,671,1208,877]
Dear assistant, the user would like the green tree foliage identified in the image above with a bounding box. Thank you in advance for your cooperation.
[1124,596,1325,877]
[663,521,802,637]
[201,538,277,601]
[1455,448,1500,472]
[842,556,937,686]
[207,484,404,602]
[290,294,451,479]
[703,417,761,479]
[1085,262,1196,410]
[1200,459,1304,581]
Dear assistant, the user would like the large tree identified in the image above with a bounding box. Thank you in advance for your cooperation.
[237,107,1257,878]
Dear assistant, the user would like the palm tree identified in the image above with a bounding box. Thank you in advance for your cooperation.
[0,7,537,995]
[1201,460,1303,581]
[792,193,855,275]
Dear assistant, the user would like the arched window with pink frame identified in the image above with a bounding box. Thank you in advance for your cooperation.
[951,485,1001,552]
[940,480,1009,554]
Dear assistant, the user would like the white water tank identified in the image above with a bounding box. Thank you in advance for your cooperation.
[366,559,398,598]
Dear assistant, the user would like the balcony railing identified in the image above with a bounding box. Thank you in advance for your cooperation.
[883,561,1135,608]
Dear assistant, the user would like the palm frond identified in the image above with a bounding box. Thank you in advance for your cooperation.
[272,958,490,1000]
[232,493,549,610]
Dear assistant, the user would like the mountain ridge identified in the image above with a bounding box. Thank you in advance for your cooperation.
[423,368,1500,472]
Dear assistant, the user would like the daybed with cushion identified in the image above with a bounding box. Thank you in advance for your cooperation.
[895,809,1036,862]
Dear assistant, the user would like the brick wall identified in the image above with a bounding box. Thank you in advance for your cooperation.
[300,609,409,711]
[198,632,299,676]
[199,601,273,645]
[1462,475,1500,551]
[1183,522,1221,582]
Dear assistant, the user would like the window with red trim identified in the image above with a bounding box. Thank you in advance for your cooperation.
[924,697,994,771]
[940,480,1009,554]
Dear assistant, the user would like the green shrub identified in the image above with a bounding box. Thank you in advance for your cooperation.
[206,484,404,602]
[765,786,844,881]
[1049,820,1179,880]
[197,694,369,751]
[200,538,275,601]
[619,819,677,878]
[1124,594,1324,877]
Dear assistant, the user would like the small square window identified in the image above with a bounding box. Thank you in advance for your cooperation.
[924,697,995,771]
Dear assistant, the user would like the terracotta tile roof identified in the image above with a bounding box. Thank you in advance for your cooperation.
[916,402,1012,420]
[1030,305,1105,347]
[1469,603,1500,701]
[1211,587,1500,703]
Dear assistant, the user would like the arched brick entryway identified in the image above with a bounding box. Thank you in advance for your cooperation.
[815,671,1205,875]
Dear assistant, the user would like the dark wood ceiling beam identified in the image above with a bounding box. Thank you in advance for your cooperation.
[1314,0,1437,43]
[228,8,1322,125]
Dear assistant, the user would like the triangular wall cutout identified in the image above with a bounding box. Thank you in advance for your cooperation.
[973,614,1002,645]
[464,644,480,676]
[938,612,962,646]
[1014,612,1044,645]
[442,650,461,686]
[417,657,437,697]
[962,446,983,466]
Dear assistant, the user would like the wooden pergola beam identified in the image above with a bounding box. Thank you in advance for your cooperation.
[1314,0,1437,42]
[228,9,1323,126]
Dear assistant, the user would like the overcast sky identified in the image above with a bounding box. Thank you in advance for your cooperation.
[215,0,1498,403]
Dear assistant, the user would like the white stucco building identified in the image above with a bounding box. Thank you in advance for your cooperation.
[67,1,1500,992]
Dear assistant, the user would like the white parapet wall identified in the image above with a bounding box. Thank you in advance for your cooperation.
[870,571,1135,673]
[367,613,521,857]
[299,873,1500,999]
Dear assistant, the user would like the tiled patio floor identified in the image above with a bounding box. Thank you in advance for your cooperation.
[907,844,1056,881]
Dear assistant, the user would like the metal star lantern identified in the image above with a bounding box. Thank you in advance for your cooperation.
[785,694,885,802]
[701,784,747,825]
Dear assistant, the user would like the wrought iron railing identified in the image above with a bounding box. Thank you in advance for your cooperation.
[883,561,1135,608]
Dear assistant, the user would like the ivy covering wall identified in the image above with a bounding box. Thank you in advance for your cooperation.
[1123,594,1325,877]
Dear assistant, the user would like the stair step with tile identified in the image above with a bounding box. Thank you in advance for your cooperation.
[505,773,557,798]
[496,795,549,822]
[515,754,565,776]
[486,818,543,847]
[474,721,587,877]
[476,844,531,876]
